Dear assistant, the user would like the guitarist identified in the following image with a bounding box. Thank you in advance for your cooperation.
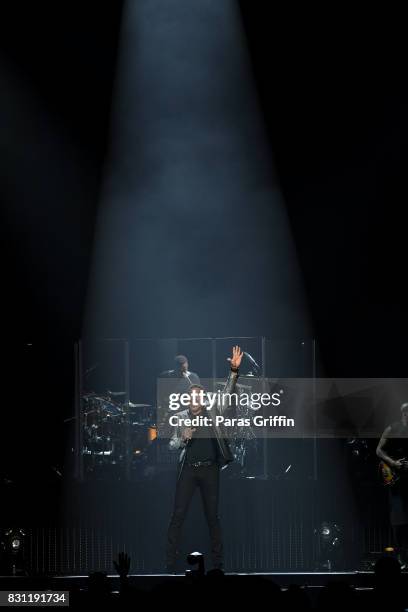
[376,402,408,563]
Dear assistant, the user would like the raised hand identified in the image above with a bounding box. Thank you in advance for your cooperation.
[113,552,131,579]
[228,345,243,370]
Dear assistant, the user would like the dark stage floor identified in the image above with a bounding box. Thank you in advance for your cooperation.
[0,571,400,607]
[0,571,398,591]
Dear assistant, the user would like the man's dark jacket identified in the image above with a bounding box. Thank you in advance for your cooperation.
[169,368,239,476]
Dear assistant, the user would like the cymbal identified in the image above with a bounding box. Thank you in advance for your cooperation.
[127,402,151,408]
[107,390,126,396]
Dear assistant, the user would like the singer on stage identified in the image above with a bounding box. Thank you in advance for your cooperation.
[166,345,243,572]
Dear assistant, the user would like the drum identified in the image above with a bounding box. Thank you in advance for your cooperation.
[82,395,124,455]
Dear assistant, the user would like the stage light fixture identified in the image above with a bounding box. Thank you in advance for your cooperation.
[186,551,205,577]
[0,528,26,575]
[314,522,343,571]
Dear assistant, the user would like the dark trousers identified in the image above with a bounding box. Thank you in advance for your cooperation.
[166,463,222,568]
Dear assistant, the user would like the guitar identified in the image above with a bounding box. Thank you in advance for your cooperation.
[379,458,408,486]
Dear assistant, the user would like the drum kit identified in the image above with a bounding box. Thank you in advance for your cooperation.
[82,391,156,469]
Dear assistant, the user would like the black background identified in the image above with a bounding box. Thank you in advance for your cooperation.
[0,3,407,499]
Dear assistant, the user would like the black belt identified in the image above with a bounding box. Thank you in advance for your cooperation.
[187,460,214,468]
